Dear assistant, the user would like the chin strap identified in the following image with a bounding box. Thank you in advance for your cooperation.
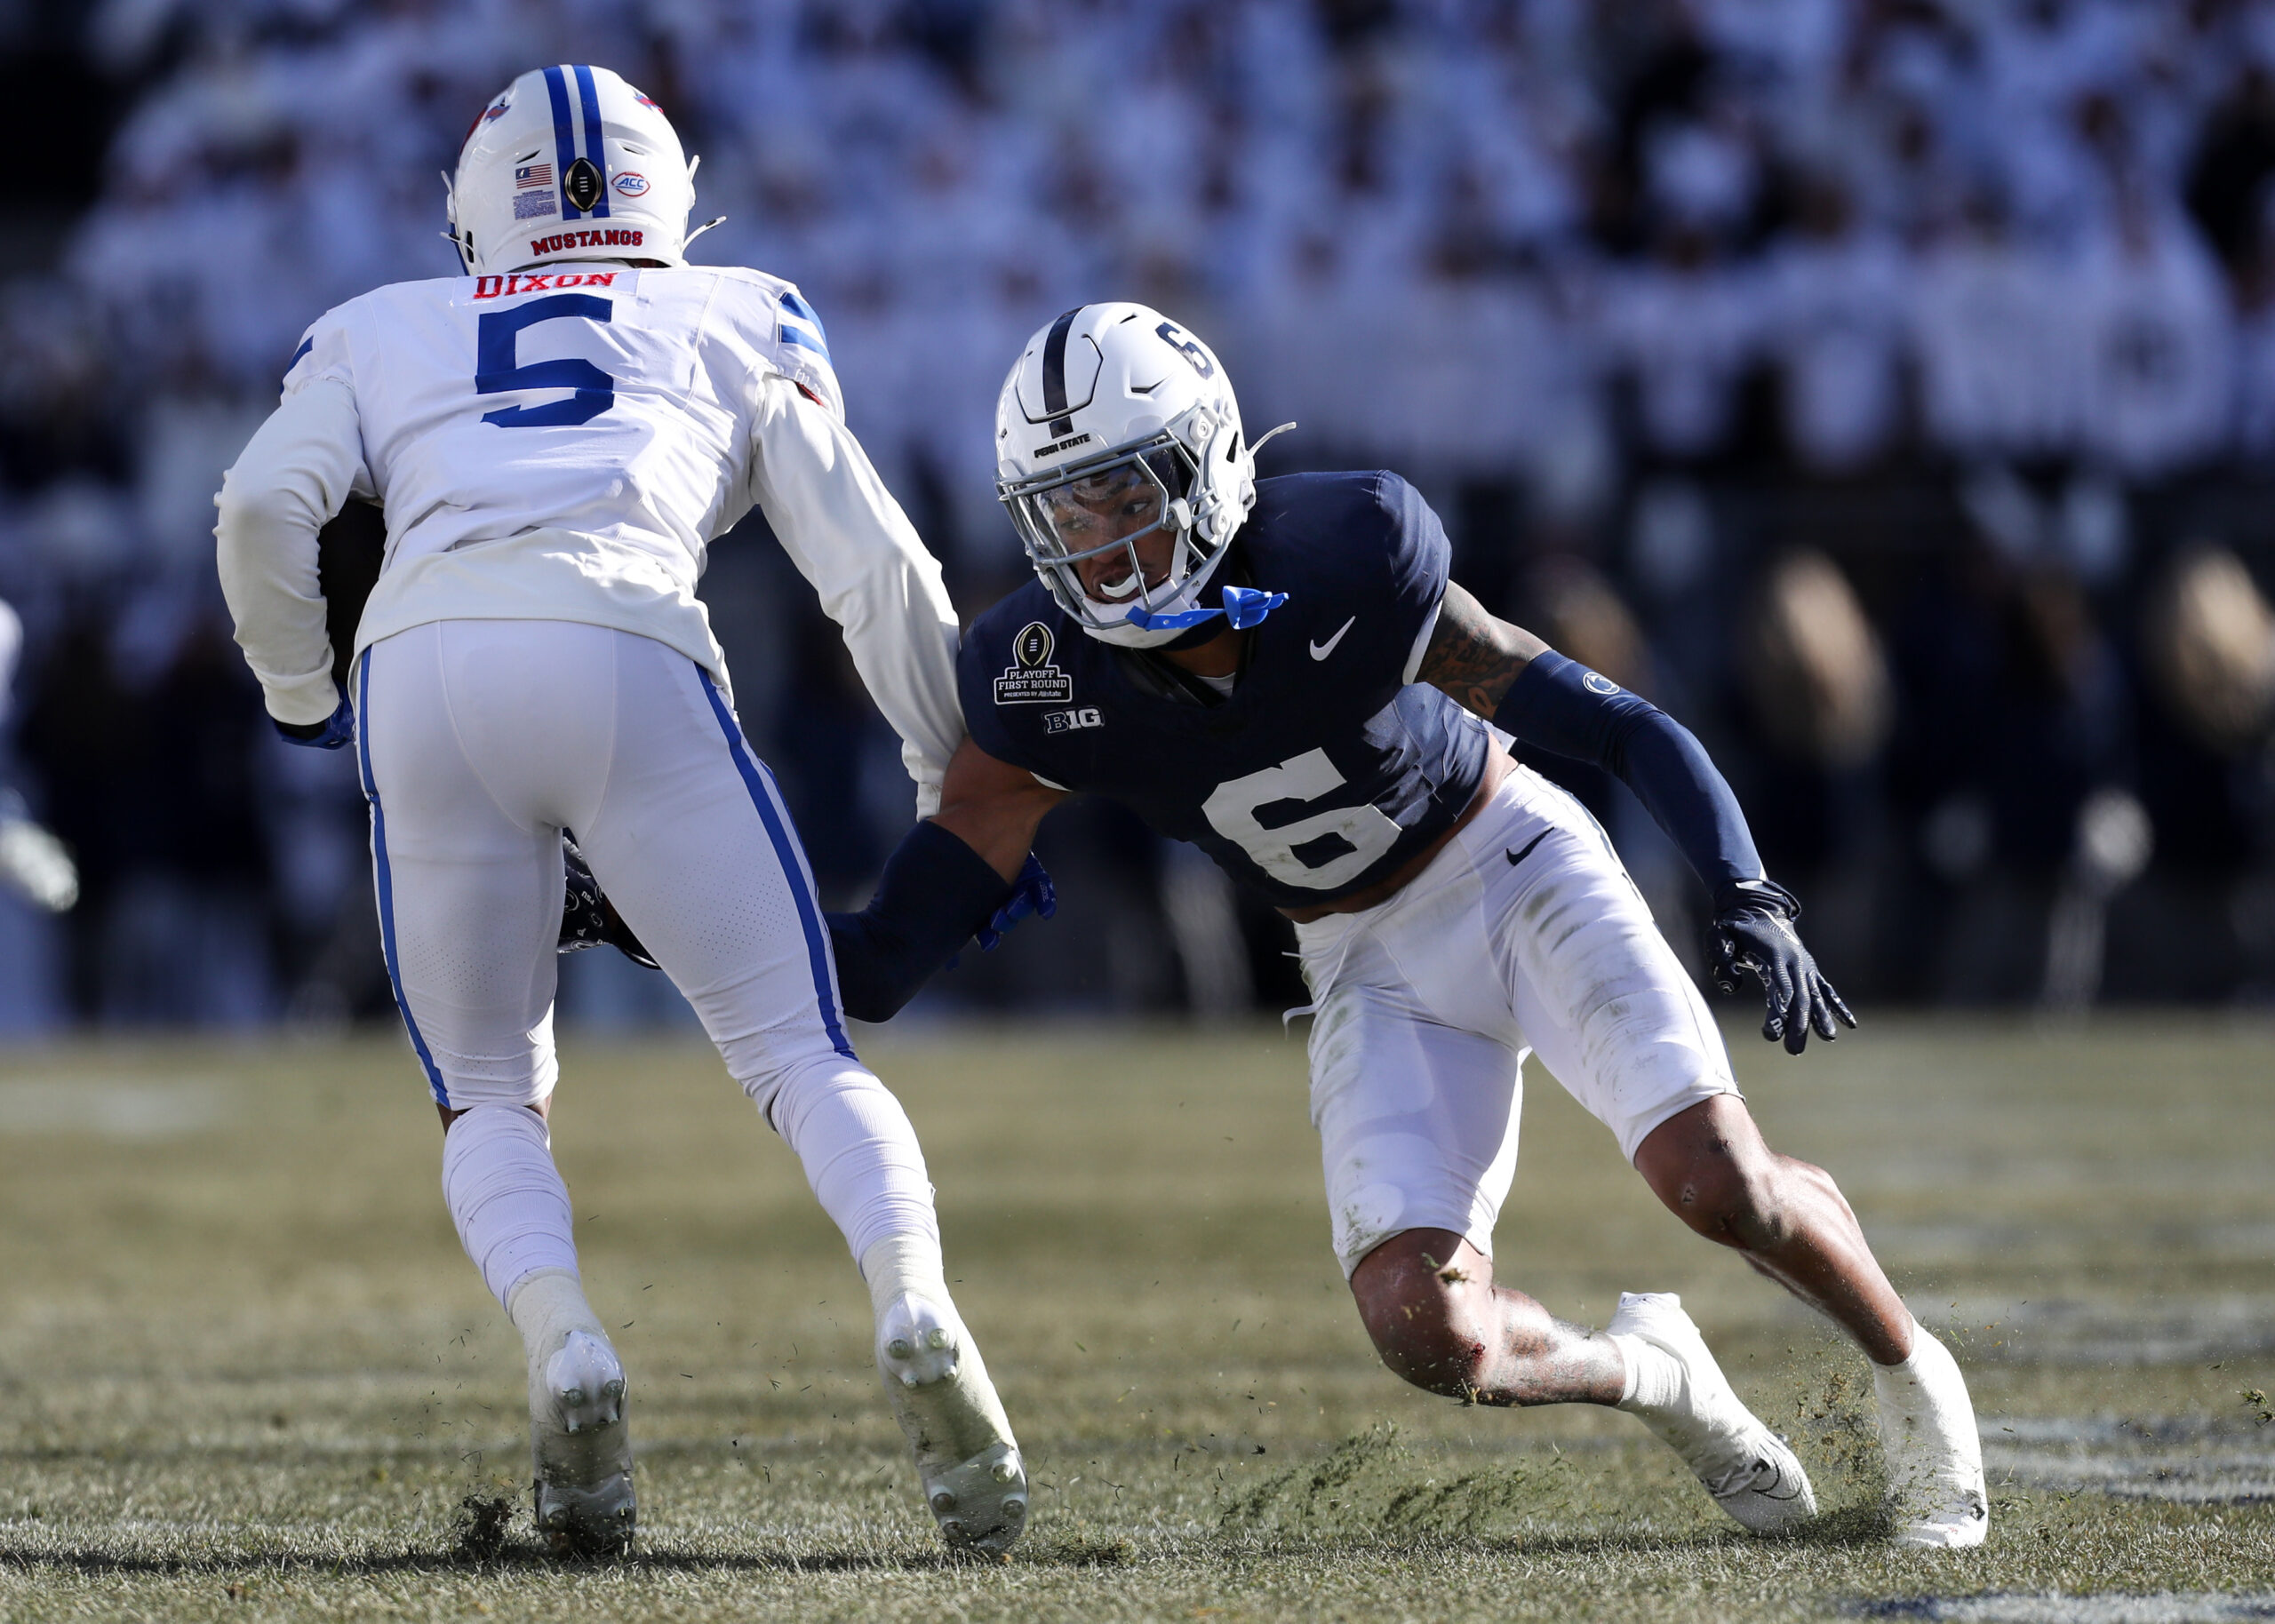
[1122,582,1288,633]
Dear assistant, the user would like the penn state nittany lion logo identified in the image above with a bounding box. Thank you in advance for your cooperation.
[994,621,1074,705]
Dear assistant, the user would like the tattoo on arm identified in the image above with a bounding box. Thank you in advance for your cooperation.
[1415,581,1550,716]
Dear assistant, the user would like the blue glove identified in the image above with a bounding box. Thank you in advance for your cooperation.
[1710,881,1856,1055]
[974,852,1057,951]
[275,697,355,750]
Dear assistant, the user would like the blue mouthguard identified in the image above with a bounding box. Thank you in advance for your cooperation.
[1122,583,1289,633]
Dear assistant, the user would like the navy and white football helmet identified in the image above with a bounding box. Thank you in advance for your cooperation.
[994,304,1286,649]
[445,66,714,277]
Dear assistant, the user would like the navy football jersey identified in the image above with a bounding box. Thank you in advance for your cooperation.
[959,471,1493,909]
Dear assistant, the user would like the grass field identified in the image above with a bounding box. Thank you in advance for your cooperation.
[0,1015,2268,1621]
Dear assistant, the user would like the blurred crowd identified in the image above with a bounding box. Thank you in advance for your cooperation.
[6,0,2275,1031]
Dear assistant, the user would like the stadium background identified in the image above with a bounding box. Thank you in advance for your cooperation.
[1,0,2273,1031]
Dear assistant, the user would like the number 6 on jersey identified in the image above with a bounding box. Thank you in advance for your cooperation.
[1201,748,1401,891]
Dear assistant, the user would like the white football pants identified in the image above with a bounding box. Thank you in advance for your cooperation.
[1294,763,1740,1277]
[355,618,936,1263]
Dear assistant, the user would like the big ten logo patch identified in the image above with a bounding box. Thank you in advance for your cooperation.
[1042,707,1103,734]
[994,621,1074,705]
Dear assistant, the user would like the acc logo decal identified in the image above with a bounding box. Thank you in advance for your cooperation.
[994,621,1074,705]
[1042,707,1103,734]
[613,171,650,197]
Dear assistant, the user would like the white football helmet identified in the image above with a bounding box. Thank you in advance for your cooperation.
[444,65,711,277]
[995,304,1284,649]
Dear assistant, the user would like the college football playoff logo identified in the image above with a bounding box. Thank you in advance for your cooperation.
[564,156,605,213]
[994,622,1074,705]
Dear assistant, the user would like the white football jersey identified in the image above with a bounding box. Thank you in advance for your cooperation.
[287,263,843,671]
[220,262,966,808]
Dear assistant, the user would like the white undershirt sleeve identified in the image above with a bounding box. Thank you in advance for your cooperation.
[1401,591,1444,686]
[213,376,371,727]
[749,377,964,816]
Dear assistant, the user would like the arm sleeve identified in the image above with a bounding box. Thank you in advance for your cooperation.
[749,375,963,816]
[1493,649,1766,908]
[826,820,1014,1023]
[213,374,370,727]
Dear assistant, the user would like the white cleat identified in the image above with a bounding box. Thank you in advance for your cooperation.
[530,1329,635,1556]
[1876,1327,1988,1548]
[875,1292,1027,1555]
[1609,1292,1819,1534]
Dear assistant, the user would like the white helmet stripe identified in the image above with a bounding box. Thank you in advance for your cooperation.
[571,66,613,217]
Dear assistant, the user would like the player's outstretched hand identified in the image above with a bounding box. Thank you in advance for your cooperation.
[974,853,1056,952]
[1710,886,1855,1055]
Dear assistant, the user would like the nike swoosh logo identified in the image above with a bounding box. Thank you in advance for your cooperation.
[1751,1459,1803,1501]
[1505,831,1548,867]
[1309,617,1356,660]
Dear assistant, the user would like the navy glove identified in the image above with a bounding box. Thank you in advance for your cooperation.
[974,852,1056,951]
[558,836,660,970]
[1710,880,1855,1055]
[275,697,355,751]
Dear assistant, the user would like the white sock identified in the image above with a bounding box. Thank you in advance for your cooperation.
[760,1058,940,1263]
[441,1103,579,1307]
[1608,1331,1683,1414]
[860,1231,1015,1456]
[506,1267,608,1372]
[1874,1322,1976,1446]
[861,1230,950,1322]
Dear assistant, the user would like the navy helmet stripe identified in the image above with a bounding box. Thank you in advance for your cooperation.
[542,66,582,219]
[571,64,611,219]
[1042,306,1082,438]
[355,651,450,1107]
[697,671,858,1062]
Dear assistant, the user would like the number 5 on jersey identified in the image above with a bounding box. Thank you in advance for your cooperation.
[476,293,616,428]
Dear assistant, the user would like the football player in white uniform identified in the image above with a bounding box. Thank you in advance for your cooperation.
[0,597,76,917]
[215,67,1028,1556]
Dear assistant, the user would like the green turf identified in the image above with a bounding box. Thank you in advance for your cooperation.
[0,1016,2268,1620]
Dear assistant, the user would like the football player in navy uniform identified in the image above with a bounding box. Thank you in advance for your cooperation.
[819,305,1987,1547]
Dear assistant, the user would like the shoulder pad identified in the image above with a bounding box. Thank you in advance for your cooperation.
[705,268,842,421]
